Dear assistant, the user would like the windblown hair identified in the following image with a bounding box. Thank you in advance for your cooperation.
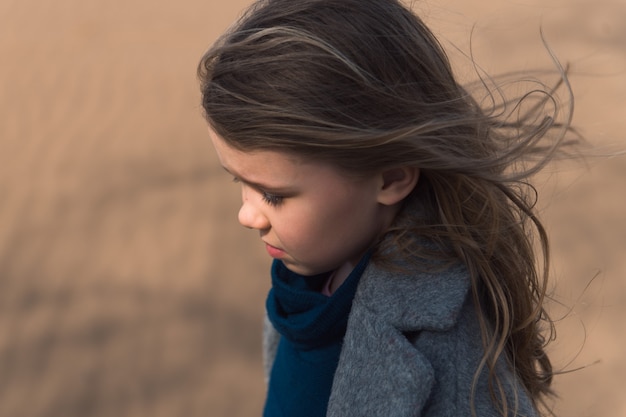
[198,0,574,414]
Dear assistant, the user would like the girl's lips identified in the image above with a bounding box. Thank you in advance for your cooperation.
[265,243,285,258]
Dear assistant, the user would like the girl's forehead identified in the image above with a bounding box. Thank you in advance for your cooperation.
[209,129,303,165]
[208,129,373,188]
[208,127,379,182]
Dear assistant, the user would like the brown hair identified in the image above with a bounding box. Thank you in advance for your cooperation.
[198,0,575,414]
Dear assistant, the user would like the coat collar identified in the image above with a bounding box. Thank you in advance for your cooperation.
[353,259,470,332]
[326,259,471,416]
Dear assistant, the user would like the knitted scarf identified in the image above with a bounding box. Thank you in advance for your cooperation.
[264,254,370,417]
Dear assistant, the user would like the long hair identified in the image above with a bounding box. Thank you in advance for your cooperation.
[198,0,574,414]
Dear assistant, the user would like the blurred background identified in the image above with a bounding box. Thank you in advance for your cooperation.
[0,0,624,416]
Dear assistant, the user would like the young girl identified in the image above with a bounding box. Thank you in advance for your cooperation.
[198,0,572,415]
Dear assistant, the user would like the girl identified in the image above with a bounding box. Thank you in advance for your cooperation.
[198,0,573,415]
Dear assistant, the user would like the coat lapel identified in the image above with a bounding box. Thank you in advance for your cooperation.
[327,260,470,416]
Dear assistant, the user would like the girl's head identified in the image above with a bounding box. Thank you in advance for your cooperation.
[199,0,570,414]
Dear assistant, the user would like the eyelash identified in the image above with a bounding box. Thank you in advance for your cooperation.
[232,177,284,207]
[261,192,284,207]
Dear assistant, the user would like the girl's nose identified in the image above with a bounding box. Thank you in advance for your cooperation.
[238,195,270,230]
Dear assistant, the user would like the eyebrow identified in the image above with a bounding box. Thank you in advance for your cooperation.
[221,167,293,193]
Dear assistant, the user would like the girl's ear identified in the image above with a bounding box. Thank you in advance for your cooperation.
[376,166,419,206]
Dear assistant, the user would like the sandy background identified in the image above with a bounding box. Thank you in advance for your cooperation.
[0,0,624,416]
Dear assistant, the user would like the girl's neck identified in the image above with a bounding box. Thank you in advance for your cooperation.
[326,261,357,295]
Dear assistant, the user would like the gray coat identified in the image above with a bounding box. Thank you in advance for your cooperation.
[263,260,539,416]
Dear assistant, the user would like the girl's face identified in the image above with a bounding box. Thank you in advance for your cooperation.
[210,130,395,277]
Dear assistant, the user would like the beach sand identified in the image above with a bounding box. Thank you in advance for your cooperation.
[0,0,624,415]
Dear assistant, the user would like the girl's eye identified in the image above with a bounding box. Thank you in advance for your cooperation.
[232,177,283,207]
[262,192,284,207]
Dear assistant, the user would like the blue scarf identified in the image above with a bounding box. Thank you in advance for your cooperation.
[264,254,370,417]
